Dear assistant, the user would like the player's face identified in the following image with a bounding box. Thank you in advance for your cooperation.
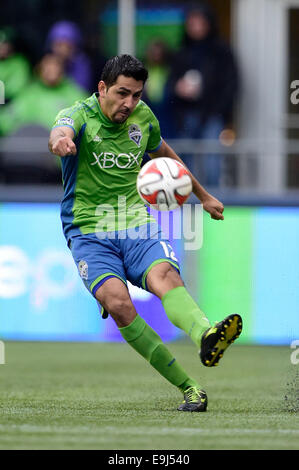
[98,75,144,123]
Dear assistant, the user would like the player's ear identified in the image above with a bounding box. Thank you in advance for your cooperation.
[98,80,107,98]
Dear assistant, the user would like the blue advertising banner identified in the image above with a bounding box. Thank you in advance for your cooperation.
[0,203,183,342]
[0,203,298,345]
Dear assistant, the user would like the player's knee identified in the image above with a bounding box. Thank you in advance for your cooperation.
[146,262,183,298]
[101,296,136,329]
[110,298,136,327]
[95,278,135,324]
[154,263,181,283]
[106,296,133,316]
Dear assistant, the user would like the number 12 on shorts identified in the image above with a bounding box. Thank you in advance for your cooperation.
[160,241,178,262]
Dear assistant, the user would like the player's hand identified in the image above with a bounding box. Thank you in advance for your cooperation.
[202,195,224,220]
[52,136,77,157]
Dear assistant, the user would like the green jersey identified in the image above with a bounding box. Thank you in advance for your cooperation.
[52,93,162,241]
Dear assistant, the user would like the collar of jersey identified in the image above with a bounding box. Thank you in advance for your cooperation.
[91,92,126,130]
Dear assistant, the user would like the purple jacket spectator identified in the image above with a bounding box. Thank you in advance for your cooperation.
[46,21,92,92]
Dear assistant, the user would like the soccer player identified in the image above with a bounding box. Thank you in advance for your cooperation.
[49,55,242,412]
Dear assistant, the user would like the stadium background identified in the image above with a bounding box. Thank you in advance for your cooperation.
[0,0,298,452]
[0,0,298,347]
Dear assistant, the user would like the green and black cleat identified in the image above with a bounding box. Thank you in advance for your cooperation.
[199,314,243,367]
[178,386,208,412]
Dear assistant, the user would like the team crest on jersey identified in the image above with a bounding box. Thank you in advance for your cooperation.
[78,260,88,280]
[93,135,102,143]
[128,124,142,147]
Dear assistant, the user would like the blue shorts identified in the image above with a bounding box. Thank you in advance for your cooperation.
[69,223,180,317]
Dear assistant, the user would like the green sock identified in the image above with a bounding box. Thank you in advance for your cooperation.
[119,314,198,391]
[162,286,211,348]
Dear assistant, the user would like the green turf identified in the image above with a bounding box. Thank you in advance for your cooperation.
[0,341,298,450]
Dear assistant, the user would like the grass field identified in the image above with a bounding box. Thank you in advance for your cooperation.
[0,341,298,450]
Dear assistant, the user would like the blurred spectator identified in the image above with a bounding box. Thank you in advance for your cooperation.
[168,3,239,186]
[46,21,92,92]
[0,27,31,102]
[143,39,173,137]
[0,53,88,136]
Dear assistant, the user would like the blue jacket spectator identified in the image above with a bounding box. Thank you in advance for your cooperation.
[168,3,239,185]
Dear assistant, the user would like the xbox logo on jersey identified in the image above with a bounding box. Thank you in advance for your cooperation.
[91,151,142,169]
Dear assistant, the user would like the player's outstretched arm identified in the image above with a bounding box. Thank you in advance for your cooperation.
[148,139,224,221]
[48,126,77,157]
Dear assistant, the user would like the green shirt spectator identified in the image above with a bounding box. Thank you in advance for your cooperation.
[0,53,31,102]
[0,27,31,101]
[0,53,88,136]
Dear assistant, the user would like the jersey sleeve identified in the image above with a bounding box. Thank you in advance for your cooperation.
[52,104,85,138]
[146,108,162,153]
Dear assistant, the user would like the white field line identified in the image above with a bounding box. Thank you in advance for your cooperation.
[0,424,298,436]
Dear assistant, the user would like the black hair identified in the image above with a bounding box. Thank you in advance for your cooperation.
[100,54,148,88]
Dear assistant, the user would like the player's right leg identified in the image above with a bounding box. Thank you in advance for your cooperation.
[123,223,242,369]
[149,263,243,368]
[95,277,207,412]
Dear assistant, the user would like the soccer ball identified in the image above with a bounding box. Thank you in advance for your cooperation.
[137,157,192,211]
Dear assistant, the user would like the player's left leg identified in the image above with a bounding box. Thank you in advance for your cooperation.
[147,262,242,368]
